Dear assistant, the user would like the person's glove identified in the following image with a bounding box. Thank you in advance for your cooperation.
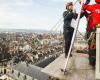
[85,0,90,4]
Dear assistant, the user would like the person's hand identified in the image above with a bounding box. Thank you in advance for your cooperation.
[78,0,81,3]
[73,9,76,13]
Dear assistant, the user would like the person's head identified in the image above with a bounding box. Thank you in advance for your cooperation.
[95,0,100,3]
[66,2,73,10]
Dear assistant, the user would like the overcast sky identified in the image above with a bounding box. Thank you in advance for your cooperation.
[0,0,95,32]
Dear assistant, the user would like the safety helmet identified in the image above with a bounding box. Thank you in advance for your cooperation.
[95,0,100,3]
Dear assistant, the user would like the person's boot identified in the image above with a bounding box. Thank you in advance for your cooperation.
[65,53,72,58]
[65,53,68,58]
[89,57,96,68]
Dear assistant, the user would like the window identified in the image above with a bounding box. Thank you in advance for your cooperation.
[12,70,14,73]
[24,75,27,80]
[18,72,20,77]
[4,69,6,74]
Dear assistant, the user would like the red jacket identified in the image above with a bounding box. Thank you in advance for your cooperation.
[82,4,100,29]
[84,11,93,30]
[87,15,94,30]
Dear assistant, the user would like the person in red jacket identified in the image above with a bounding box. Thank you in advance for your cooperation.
[79,0,100,27]
[78,0,100,67]
[78,0,94,38]
[81,10,96,66]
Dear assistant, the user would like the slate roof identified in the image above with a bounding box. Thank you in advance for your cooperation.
[13,62,49,80]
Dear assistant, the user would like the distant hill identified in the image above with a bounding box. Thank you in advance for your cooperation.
[0,28,85,35]
[0,28,57,34]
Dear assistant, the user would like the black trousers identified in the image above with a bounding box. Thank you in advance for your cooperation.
[63,27,74,57]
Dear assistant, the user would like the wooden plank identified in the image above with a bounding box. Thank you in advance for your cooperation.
[42,53,95,80]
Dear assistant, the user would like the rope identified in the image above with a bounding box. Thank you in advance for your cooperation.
[53,21,63,33]
[49,1,87,42]
[49,0,79,33]
[77,30,85,38]
[50,17,63,33]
